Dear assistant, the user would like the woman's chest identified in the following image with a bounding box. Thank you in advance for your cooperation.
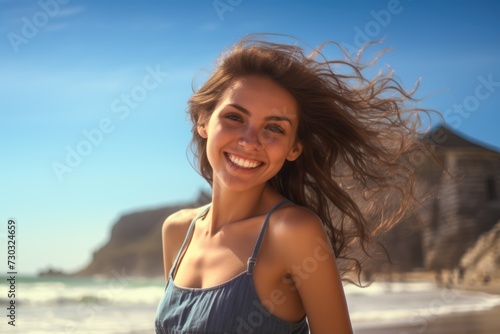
[173,223,267,288]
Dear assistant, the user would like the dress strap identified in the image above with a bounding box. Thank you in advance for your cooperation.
[247,199,291,275]
[169,204,211,280]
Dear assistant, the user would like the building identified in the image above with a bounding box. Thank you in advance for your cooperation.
[420,125,500,269]
[384,125,500,271]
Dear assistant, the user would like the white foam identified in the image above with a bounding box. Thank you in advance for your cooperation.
[346,282,500,329]
[4,277,500,333]
[5,277,165,306]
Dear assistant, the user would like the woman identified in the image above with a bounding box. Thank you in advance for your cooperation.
[155,34,427,333]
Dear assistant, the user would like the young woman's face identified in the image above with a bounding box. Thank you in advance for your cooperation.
[198,75,302,192]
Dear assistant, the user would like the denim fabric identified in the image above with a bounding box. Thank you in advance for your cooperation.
[155,200,309,334]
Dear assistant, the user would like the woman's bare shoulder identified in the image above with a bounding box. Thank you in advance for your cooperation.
[273,204,323,233]
[162,205,209,239]
[160,205,209,279]
[269,203,332,255]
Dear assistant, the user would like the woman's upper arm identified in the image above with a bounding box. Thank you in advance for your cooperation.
[280,211,353,334]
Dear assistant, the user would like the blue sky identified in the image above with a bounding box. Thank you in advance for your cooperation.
[1,0,499,275]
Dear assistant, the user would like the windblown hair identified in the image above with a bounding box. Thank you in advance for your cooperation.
[187,34,432,284]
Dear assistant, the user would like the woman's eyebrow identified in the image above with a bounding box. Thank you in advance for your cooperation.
[227,103,293,125]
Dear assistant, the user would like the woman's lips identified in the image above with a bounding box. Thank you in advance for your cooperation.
[225,153,263,169]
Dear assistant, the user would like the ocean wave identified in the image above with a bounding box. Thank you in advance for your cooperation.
[349,284,500,329]
[5,277,500,328]
[344,281,437,296]
[2,279,165,306]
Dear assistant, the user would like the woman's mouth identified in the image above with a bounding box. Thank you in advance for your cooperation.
[225,153,263,169]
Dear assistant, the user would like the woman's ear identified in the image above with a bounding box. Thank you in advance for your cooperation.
[197,113,208,138]
[197,123,207,138]
[286,142,303,161]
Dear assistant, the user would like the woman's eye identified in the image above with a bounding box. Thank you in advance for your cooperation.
[266,124,285,134]
[225,113,243,122]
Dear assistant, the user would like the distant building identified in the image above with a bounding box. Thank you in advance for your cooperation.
[420,125,500,269]
[384,125,500,271]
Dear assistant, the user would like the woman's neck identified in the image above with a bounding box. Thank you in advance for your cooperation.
[204,183,280,236]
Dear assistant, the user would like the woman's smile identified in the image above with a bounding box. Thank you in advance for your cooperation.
[225,152,264,170]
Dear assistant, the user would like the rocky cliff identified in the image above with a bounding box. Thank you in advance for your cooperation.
[72,192,211,277]
[71,184,500,278]
[460,221,500,283]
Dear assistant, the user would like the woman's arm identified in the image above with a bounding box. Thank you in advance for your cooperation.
[280,209,353,334]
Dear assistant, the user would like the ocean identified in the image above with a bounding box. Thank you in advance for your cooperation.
[1,276,499,333]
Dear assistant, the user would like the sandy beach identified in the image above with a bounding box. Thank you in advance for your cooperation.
[355,305,500,334]
[355,272,500,334]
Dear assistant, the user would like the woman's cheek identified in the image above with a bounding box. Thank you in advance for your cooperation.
[258,131,282,145]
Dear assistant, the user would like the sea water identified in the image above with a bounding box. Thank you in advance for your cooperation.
[1,275,162,334]
[1,276,499,333]
[346,281,500,331]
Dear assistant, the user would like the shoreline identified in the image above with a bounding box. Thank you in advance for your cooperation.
[354,271,500,334]
[354,305,500,334]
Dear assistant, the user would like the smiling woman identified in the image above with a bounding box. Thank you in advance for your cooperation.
[154,34,431,334]
[198,76,303,194]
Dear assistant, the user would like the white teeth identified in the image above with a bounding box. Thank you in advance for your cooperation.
[228,154,261,169]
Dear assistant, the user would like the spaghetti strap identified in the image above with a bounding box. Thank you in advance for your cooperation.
[247,199,291,275]
[169,204,210,280]
[156,198,310,333]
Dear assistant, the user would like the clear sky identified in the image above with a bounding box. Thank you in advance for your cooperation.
[1,0,499,275]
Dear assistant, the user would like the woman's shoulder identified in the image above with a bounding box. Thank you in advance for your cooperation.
[272,203,324,234]
[162,205,209,237]
[269,202,333,257]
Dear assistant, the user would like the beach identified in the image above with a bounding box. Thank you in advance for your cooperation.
[354,272,500,334]
[1,273,499,333]
[356,305,500,334]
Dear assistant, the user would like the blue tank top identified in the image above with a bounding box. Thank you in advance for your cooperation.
[155,199,310,334]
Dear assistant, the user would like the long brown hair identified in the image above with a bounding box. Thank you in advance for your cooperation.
[187,34,433,284]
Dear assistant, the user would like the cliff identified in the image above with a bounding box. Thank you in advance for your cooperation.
[460,220,500,284]
[72,191,211,277]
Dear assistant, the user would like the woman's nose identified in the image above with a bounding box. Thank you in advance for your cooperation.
[238,126,262,150]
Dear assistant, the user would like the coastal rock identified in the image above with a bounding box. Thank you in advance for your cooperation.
[72,191,210,278]
[460,220,500,283]
[38,267,68,277]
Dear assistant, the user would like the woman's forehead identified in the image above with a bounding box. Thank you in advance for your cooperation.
[219,76,299,117]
